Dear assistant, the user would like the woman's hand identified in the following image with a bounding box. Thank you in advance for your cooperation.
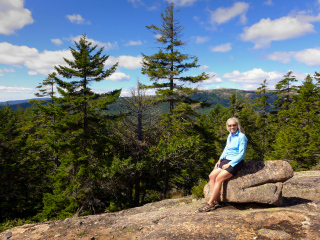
[222,163,230,170]
[214,159,222,169]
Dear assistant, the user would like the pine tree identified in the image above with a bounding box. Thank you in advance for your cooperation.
[35,72,57,101]
[273,71,298,111]
[40,34,121,218]
[254,79,270,160]
[141,2,209,113]
[228,92,244,117]
[141,2,210,198]
[269,75,320,169]
[255,79,270,116]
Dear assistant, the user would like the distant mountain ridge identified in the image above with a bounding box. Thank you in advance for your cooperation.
[0,89,276,112]
[0,98,51,110]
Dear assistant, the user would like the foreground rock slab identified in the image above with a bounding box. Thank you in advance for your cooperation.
[204,160,294,206]
[1,170,319,240]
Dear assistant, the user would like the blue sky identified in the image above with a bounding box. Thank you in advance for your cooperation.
[1,0,320,102]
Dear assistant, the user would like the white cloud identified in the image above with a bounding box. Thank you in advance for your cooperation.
[0,42,140,79]
[267,51,294,64]
[195,36,210,44]
[155,33,162,39]
[263,0,273,6]
[0,42,72,75]
[0,0,34,35]
[28,70,38,75]
[268,47,320,66]
[209,2,249,25]
[127,0,159,10]
[147,4,159,11]
[199,65,209,70]
[24,49,73,75]
[241,84,260,90]
[70,35,118,51]
[105,55,143,69]
[51,39,63,45]
[0,68,15,76]
[294,48,320,66]
[0,85,34,93]
[120,87,156,97]
[223,68,287,89]
[210,43,232,52]
[241,13,320,49]
[221,69,308,90]
[3,68,15,73]
[124,40,142,46]
[202,72,223,84]
[167,0,201,7]
[66,14,90,24]
[0,42,39,65]
[106,72,130,81]
[128,0,142,3]
[127,0,143,7]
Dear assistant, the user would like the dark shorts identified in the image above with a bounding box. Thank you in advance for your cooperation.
[219,159,244,176]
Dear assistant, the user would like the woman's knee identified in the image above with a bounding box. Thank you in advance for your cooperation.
[209,169,220,181]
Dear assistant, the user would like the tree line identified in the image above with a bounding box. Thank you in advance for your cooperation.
[0,2,319,228]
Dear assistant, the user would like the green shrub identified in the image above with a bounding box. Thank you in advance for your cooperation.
[0,218,33,232]
[105,201,121,212]
[191,179,208,199]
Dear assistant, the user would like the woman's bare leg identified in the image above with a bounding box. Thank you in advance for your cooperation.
[208,168,222,202]
[208,170,233,205]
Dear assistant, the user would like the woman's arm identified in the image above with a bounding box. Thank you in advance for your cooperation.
[229,134,248,167]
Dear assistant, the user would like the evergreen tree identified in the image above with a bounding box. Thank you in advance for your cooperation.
[0,106,53,222]
[228,92,244,117]
[0,105,21,221]
[141,2,211,198]
[269,75,320,169]
[273,71,298,111]
[255,79,270,116]
[35,72,57,101]
[40,34,121,219]
[206,104,229,155]
[151,105,215,198]
[254,79,270,160]
[141,2,209,112]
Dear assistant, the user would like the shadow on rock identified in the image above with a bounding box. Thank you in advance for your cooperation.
[282,197,312,207]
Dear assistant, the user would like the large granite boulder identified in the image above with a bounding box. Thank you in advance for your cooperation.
[204,160,294,206]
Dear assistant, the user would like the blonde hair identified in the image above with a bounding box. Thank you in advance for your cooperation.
[226,117,244,133]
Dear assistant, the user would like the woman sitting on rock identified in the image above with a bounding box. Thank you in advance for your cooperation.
[199,117,248,212]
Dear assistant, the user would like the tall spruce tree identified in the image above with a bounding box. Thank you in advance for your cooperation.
[228,92,244,117]
[141,2,210,198]
[40,34,121,219]
[273,71,298,111]
[141,2,209,113]
[255,79,270,116]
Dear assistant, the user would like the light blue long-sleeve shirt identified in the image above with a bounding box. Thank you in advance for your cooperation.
[219,130,248,167]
